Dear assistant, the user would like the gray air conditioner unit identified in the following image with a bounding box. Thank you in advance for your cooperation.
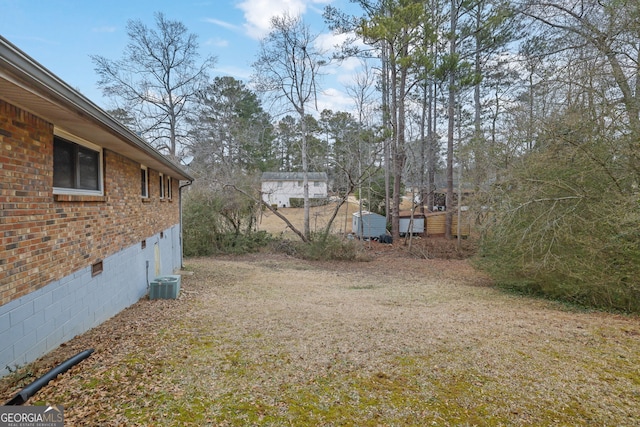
[149,275,181,300]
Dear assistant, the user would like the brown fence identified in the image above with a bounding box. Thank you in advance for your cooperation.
[425,212,470,237]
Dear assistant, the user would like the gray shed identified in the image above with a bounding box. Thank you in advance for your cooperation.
[352,211,387,238]
[399,212,425,235]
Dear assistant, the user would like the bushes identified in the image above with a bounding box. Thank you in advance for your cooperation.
[190,231,272,256]
[476,135,640,312]
[288,197,328,208]
[184,181,368,261]
[183,188,271,256]
[269,234,363,261]
[302,234,361,261]
[182,193,219,257]
[183,187,359,260]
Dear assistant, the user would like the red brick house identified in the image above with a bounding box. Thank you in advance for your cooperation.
[0,36,194,376]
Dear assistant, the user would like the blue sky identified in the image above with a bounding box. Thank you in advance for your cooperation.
[1,0,366,115]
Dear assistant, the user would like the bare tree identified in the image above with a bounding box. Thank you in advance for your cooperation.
[345,61,381,236]
[521,0,640,177]
[92,12,216,159]
[474,0,640,311]
[345,59,378,126]
[252,12,325,240]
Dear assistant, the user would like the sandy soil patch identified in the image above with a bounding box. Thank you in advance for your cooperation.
[256,200,364,236]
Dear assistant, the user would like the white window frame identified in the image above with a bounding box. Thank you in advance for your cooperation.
[53,129,104,196]
[166,176,172,200]
[141,165,149,198]
[159,172,165,199]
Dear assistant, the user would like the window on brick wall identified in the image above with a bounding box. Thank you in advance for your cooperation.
[159,173,165,199]
[167,176,172,200]
[53,135,103,195]
[141,166,149,198]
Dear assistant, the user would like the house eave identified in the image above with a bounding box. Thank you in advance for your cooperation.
[0,36,193,182]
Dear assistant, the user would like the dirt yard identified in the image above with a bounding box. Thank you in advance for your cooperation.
[1,252,639,426]
[256,199,365,236]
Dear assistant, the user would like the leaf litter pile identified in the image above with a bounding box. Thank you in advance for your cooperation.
[1,252,639,426]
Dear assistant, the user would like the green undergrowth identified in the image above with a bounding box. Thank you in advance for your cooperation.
[122,390,211,426]
[269,233,364,261]
[98,338,637,426]
[204,354,593,426]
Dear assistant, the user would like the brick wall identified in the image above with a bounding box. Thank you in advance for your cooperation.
[0,99,181,306]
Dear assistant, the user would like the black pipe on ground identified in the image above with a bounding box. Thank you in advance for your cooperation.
[5,348,95,405]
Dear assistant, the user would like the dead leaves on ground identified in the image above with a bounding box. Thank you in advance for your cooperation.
[1,254,639,426]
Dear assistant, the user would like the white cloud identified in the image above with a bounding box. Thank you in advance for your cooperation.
[321,56,367,90]
[324,56,363,75]
[203,17,242,32]
[213,65,252,80]
[237,0,306,39]
[205,37,229,47]
[315,31,349,53]
[317,86,356,114]
[316,30,367,77]
[338,56,364,72]
[237,0,330,40]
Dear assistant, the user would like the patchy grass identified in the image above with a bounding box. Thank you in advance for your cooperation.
[1,254,639,426]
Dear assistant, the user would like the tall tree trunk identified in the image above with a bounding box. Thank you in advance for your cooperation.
[382,41,391,221]
[473,4,482,139]
[300,108,310,239]
[472,3,485,192]
[393,63,408,242]
[427,40,438,213]
[427,77,436,212]
[420,76,428,215]
[389,43,400,241]
[446,0,458,240]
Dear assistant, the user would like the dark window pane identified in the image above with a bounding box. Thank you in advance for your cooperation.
[141,169,147,196]
[78,146,99,190]
[53,138,75,188]
[53,136,100,191]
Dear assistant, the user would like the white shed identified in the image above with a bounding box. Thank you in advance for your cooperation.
[352,211,387,239]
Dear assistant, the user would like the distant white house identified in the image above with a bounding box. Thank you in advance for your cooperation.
[261,172,328,207]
